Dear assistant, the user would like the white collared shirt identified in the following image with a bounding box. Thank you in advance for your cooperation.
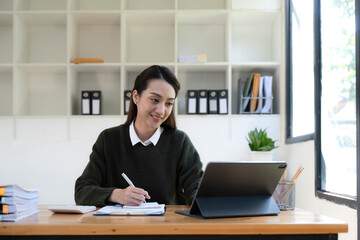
[129,121,164,146]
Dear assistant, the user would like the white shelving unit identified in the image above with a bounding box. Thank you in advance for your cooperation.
[69,13,121,63]
[15,13,67,63]
[0,14,13,63]
[0,66,13,116]
[70,0,121,11]
[15,65,67,116]
[0,0,283,123]
[177,12,228,62]
[69,64,121,115]
[177,64,228,114]
[123,12,174,63]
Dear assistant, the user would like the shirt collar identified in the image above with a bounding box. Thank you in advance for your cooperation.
[129,121,163,146]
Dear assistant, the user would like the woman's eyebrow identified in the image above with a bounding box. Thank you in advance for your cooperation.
[150,92,175,100]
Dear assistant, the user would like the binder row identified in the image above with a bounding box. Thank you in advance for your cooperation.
[123,90,229,115]
[81,91,102,115]
[187,90,228,115]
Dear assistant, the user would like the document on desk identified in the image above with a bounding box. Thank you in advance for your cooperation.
[94,202,166,216]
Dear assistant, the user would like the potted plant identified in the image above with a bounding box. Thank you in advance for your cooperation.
[246,128,278,161]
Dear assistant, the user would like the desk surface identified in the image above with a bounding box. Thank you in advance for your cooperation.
[0,205,348,236]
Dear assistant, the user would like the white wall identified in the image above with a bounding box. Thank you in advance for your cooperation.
[0,113,356,240]
[0,115,281,204]
[283,141,357,240]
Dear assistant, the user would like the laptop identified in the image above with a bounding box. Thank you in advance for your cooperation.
[176,161,287,219]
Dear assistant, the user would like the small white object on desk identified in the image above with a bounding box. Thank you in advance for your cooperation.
[94,202,165,216]
[48,205,96,214]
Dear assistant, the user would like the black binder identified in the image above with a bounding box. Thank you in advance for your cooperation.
[81,91,92,115]
[198,90,208,114]
[91,91,101,115]
[176,161,286,219]
[208,90,218,114]
[187,90,198,114]
[124,90,132,115]
[218,89,228,114]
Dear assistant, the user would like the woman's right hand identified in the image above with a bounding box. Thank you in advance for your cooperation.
[109,186,150,206]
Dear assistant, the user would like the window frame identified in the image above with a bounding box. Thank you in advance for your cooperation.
[286,0,315,144]
[313,0,357,210]
[356,0,360,233]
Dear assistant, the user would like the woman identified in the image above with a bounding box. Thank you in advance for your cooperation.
[75,65,203,206]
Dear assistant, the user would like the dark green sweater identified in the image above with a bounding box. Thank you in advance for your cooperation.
[75,125,203,206]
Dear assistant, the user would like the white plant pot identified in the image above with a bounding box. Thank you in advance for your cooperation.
[250,150,274,161]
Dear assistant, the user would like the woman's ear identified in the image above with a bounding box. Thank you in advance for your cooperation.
[132,90,139,105]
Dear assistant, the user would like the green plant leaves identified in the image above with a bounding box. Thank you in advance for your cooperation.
[246,128,278,151]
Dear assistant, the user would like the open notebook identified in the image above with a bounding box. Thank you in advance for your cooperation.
[94,202,165,216]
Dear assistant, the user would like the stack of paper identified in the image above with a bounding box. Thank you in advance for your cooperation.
[94,202,166,216]
[0,185,39,222]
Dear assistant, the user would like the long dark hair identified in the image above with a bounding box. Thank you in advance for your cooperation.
[124,65,180,129]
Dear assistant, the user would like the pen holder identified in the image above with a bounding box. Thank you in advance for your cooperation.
[273,182,295,210]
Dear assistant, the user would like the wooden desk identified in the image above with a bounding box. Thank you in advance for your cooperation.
[0,205,348,240]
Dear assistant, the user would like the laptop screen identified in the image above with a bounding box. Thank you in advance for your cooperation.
[193,161,287,199]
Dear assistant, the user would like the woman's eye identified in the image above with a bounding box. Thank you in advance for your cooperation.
[166,102,174,106]
[151,98,159,103]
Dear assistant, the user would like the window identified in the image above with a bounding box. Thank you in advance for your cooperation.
[315,0,357,208]
[286,0,315,143]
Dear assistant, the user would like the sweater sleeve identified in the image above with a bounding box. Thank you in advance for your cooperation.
[74,131,116,206]
[178,133,203,205]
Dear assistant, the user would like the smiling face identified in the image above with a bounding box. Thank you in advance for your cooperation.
[132,78,176,134]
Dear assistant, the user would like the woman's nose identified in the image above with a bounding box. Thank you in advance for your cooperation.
[155,104,165,116]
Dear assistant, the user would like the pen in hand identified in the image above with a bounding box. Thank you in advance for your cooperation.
[121,173,147,203]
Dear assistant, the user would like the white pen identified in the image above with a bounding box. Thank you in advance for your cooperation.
[121,173,146,203]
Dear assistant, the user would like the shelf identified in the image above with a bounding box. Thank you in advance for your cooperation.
[15,13,67,63]
[69,66,121,115]
[15,0,67,11]
[231,0,281,10]
[0,0,283,121]
[124,12,175,63]
[16,64,67,72]
[0,0,13,11]
[124,63,175,69]
[69,13,121,63]
[177,62,228,71]
[14,66,67,116]
[177,12,227,62]
[0,64,12,69]
[177,67,228,115]
[70,0,121,11]
[230,10,281,62]
[124,0,175,10]
[231,62,280,70]
[0,66,13,116]
[0,14,13,63]
[178,0,227,10]
[70,63,121,72]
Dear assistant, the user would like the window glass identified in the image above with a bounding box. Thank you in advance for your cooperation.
[291,0,314,137]
[320,0,356,197]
